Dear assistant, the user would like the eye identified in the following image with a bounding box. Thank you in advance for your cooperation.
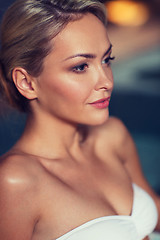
[72,63,88,73]
[102,56,115,66]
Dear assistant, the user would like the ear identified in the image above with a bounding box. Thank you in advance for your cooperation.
[12,67,37,100]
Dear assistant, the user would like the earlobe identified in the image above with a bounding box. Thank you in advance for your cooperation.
[12,68,37,100]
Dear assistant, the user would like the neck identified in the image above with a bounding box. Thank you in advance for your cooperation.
[14,111,83,159]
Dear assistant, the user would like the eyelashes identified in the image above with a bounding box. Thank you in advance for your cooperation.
[72,63,88,73]
[102,56,115,66]
[71,55,115,74]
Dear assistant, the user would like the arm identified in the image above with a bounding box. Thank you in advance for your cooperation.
[118,119,160,231]
[0,157,39,240]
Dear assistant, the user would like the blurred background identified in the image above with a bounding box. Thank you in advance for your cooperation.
[104,0,160,196]
[0,0,160,199]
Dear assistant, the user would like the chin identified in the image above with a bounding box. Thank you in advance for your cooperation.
[85,110,110,126]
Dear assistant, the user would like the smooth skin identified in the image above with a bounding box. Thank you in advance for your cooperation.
[0,14,159,240]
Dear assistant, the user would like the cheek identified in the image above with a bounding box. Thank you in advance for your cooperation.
[48,76,92,103]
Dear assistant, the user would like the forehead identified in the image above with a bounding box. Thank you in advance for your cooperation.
[48,13,110,60]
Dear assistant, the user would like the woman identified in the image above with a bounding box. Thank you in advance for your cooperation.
[0,0,159,239]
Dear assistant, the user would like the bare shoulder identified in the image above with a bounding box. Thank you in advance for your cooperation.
[85,116,137,165]
[0,152,41,239]
[0,151,42,211]
[0,151,41,191]
[88,116,131,149]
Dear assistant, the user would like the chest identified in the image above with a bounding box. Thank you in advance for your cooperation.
[33,153,133,240]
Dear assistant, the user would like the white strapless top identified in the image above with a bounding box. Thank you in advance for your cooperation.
[56,184,158,240]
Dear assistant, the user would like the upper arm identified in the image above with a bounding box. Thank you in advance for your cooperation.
[119,119,156,192]
[0,157,39,240]
[89,117,160,230]
[116,119,160,231]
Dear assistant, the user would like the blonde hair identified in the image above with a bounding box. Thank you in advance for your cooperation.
[0,0,107,112]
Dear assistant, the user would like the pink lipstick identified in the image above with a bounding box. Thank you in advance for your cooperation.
[89,97,111,109]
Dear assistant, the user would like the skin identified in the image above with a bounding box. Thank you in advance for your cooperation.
[0,13,159,240]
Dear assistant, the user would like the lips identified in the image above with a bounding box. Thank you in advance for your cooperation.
[89,97,111,109]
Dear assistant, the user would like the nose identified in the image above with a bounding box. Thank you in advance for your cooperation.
[94,66,114,92]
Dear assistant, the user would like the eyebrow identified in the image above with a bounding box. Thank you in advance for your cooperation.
[63,44,112,61]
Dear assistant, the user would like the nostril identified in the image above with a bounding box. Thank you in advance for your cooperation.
[95,78,114,91]
[94,65,114,91]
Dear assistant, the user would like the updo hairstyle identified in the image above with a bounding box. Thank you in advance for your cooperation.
[0,0,107,112]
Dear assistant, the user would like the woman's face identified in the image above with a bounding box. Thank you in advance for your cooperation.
[35,13,114,126]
